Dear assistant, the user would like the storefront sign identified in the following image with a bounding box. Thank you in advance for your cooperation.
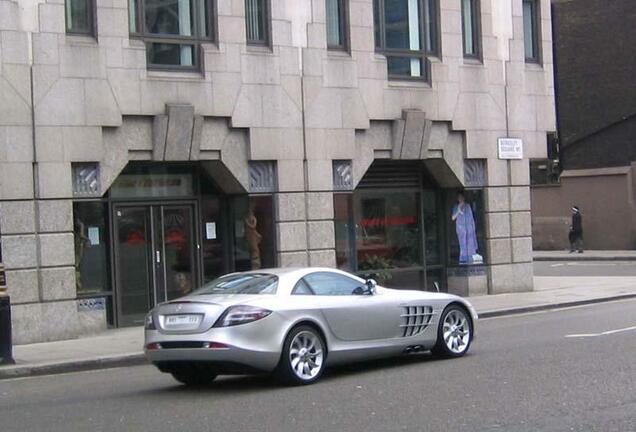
[497,138,523,159]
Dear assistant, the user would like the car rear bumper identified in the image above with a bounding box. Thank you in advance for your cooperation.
[144,318,286,373]
[144,343,280,372]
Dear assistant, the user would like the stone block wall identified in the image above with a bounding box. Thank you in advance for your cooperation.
[0,0,556,341]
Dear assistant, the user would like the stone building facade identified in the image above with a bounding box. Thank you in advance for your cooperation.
[0,0,555,343]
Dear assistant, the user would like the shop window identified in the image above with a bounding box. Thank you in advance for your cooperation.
[334,193,355,271]
[523,0,540,63]
[200,196,224,284]
[129,0,215,70]
[245,0,270,46]
[423,190,440,265]
[373,0,439,80]
[356,191,421,276]
[65,0,95,35]
[326,0,348,50]
[74,201,114,325]
[233,195,275,271]
[461,0,481,59]
[447,190,486,266]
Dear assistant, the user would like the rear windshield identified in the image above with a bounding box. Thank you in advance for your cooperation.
[194,274,278,295]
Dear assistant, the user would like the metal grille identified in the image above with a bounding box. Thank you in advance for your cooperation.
[72,163,100,197]
[333,160,353,191]
[464,159,486,187]
[400,306,434,337]
[357,160,421,189]
[249,161,276,193]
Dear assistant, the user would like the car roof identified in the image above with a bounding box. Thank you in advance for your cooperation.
[240,267,366,295]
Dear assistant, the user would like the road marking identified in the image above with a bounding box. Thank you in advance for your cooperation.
[565,325,636,338]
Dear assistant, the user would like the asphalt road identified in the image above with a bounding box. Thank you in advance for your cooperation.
[534,260,636,277]
[2,299,636,432]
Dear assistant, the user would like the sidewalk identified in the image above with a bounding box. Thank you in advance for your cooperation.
[534,250,636,261]
[2,276,636,380]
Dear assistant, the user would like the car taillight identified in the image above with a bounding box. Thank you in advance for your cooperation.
[145,313,156,330]
[146,343,161,350]
[213,305,272,327]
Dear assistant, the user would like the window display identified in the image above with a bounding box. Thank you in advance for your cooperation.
[448,190,485,265]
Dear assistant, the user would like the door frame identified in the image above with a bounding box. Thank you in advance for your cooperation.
[111,200,200,327]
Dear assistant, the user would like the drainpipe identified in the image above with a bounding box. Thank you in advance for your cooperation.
[295,5,311,265]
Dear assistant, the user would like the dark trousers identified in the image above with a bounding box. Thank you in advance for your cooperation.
[569,231,583,252]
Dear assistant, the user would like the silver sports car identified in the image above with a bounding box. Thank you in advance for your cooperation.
[144,267,477,385]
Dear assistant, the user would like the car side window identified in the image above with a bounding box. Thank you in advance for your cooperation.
[291,279,315,295]
[303,272,363,296]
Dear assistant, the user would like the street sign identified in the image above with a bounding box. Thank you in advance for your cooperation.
[498,138,523,159]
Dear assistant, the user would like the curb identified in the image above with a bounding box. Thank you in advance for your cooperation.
[533,255,636,262]
[0,353,148,380]
[478,293,636,318]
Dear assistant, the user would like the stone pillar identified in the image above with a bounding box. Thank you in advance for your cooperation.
[485,159,533,294]
[307,192,336,267]
[275,191,309,267]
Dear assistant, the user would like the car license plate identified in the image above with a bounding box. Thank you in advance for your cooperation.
[164,314,201,328]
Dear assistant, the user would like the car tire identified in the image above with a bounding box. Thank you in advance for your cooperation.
[169,364,217,386]
[432,305,473,358]
[276,325,326,385]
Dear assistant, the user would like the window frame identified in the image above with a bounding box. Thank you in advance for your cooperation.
[373,0,439,82]
[461,0,482,61]
[326,0,350,51]
[523,0,541,64]
[245,0,272,47]
[128,0,217,71]
[425,0,441,57]
[65,0,97,36]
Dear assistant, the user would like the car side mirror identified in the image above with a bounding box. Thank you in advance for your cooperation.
[365,279,377,295]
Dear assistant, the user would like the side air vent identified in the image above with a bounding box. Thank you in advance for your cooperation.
[401,306,434,337]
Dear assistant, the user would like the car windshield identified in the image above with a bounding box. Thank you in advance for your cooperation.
[194,274,278,295]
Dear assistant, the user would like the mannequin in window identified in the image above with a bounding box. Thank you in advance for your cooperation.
[452,192,479,265]
[245,201,263,269]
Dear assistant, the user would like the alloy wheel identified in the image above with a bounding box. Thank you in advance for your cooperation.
[442,309,471,354]
[289,330,324,381]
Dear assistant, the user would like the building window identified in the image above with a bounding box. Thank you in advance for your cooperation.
[233,195,276,271]
[461,0,480,59]
[373,0,439,80]
[65,0,95,35]
[523,0,540,63]
[129,0,215,70]
[245,0,270,46]
[326,0,348,50]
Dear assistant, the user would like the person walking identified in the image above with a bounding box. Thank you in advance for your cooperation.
[569,206,583,253]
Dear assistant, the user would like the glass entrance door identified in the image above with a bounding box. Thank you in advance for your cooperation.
[114,203,198,326]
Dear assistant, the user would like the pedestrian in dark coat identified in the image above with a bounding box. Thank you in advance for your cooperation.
[569,206,583,253]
